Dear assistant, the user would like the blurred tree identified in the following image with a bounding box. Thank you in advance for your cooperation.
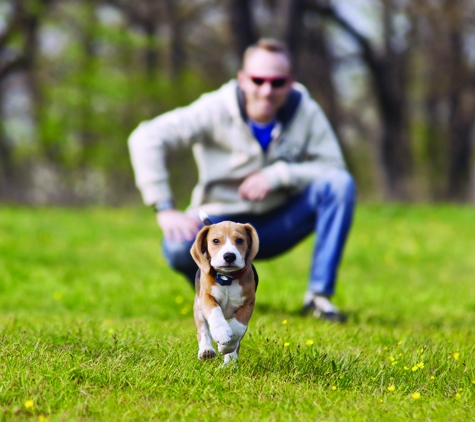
[306,0,413,200]
[443,0,475,201]
[0,0,51,197]
[229,0,258,57]
[415,0,475,201]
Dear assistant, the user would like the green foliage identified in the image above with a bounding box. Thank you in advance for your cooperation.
[13,2,217,180]
[0,205,474,420]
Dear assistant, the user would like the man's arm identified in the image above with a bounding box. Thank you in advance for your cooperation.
[128,93,215,238]
[128,95,214,206]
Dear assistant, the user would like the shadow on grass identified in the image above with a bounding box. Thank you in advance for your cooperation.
[255,302,475,333]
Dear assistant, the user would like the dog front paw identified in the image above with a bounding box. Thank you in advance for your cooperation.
[210,322,232,346]
[198,348,217,360]
[218,342,237,355]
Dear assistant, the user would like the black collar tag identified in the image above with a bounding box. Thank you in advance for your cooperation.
[215,273,233,286]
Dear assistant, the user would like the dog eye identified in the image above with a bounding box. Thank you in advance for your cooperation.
[213,239,220,244]
[236,238,243,245]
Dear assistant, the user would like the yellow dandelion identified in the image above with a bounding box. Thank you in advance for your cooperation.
[175,296,184,304]
[417,362,424,369]
[180,306,191,315]
[384,347,388,350]
[108,328,115,334]
[38,417,50,422]
[53,292,62,301]
[398,353,402,357]
[284,342,290,347]
[391,361,398,365]
[455,393,461,400]
[453,352,460,360]
[411,392,421,400]
[389,356,395,362]
[397,341,402,346]
[305,339,314,346]
[472,380,475,384]
[379,399,383,403]
[458,388,463,391]
[412,365,419,371]
[430,375,435,380]
[331,386,337,391]
[282,319,287,325]
[404,366,409,370]
[24,400,34,409]
[387,385,395,392]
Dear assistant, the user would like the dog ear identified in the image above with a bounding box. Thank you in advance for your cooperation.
[242,223,259,265]
[190,226,211,272]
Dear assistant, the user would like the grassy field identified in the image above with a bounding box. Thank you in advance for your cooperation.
[0,204,474,421]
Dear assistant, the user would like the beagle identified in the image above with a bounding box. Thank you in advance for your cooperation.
[190,213,259,365]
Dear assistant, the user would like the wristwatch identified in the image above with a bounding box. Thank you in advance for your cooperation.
[152,199,175,213]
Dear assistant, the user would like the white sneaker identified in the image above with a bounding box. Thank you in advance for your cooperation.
[301,292,346,322]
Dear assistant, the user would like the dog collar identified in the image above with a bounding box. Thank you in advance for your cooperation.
[215,267,248,286]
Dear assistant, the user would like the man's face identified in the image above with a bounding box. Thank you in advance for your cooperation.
[237,50,293,123]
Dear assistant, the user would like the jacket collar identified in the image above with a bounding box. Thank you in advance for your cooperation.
[236,85,302,129]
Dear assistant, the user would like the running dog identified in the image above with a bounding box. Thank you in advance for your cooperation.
[190,213,259,365]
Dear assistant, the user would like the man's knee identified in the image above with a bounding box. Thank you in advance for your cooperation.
[312,169,356,204]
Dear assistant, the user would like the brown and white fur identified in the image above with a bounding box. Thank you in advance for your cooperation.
[190,214,259,365]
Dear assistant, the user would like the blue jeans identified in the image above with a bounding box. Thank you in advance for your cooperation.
[163,169,356,296]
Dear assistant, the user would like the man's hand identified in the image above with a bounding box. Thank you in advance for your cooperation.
[156,209,201,242]
[238,172,271,201]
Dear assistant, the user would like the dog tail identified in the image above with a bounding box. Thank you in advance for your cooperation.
[199,211,213,226]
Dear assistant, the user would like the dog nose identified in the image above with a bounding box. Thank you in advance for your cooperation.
[223,252,236,263]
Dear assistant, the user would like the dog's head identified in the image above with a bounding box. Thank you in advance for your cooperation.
[191,221,259,274]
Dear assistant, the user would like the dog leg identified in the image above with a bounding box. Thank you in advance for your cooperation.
[207,306,232,347]
[194,298,216,360]
[197,315,216,360]
[217,317,247,355]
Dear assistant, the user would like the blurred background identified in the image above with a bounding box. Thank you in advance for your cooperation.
[0,0,474,207]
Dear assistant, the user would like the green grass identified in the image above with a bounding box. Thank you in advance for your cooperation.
[0,204,474,421]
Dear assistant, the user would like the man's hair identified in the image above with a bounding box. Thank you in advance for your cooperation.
[242,38,292,68]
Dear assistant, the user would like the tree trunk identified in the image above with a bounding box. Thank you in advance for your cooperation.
[423,92,447,200]
[229,0,258,59]
[375,58,412,200]
[165,0,185,78]
[444,6,475,201]
[276,0,302,61]
[0,83,13,191]
[446,91,475,201]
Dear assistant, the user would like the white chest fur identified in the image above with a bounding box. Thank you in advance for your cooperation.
[211,281,246,320]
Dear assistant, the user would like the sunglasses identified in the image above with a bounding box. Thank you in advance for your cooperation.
[248,75,289,88]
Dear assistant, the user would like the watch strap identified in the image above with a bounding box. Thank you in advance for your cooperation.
[152,200,175,213]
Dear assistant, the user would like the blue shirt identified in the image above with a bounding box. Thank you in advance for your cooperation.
[249,119,276,151]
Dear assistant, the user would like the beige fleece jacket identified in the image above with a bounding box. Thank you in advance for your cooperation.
[128,80,346,216]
